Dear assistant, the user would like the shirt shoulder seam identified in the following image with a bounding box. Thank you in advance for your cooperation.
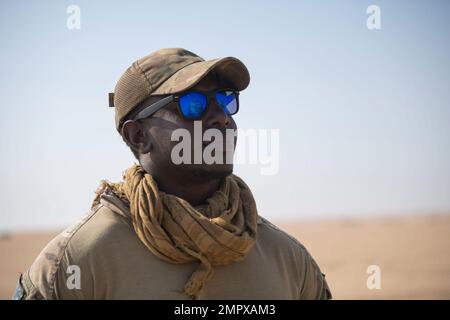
[259,216,308,251]
[42,204,105,299]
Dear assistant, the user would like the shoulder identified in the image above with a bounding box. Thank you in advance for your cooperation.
[257,216,333,300]
[257,216,310,255]
[20,204,133,300]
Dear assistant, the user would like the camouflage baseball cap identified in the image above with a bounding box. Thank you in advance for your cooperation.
[109,48,250,131]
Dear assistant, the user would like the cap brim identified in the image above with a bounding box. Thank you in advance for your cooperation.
[152,57,250,95]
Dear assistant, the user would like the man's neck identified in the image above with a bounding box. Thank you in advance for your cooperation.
[151,173,222,206]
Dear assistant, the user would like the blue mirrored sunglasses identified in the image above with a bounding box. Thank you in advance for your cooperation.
[133,89,239,121]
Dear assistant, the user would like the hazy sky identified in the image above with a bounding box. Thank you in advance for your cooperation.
[1,0,449,230]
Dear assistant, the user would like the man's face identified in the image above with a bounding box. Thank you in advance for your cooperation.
[122,71,238,181]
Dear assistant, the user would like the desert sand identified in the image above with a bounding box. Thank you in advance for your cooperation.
[1,214,449,300]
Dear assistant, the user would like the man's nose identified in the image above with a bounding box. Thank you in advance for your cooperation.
[203,97,230,129]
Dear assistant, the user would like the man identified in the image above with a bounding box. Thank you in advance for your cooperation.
[13,48,332,300]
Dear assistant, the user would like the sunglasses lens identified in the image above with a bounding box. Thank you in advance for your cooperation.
[179,92,207,119]
[216,90,238,115]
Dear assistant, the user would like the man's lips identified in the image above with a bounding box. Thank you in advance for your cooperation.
[201,130,227,146]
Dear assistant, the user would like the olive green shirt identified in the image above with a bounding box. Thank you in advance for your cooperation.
[14,192,332,300]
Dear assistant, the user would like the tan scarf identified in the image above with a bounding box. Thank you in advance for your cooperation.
[91,164,258,298]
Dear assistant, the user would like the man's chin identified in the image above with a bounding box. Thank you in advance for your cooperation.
[190,163,234,179]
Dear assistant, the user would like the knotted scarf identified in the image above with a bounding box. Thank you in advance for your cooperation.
[91,164,258,298]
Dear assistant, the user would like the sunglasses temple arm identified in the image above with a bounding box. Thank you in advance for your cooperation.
[134,95,174,120]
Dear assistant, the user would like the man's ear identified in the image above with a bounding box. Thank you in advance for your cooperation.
[121,120,153,154]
